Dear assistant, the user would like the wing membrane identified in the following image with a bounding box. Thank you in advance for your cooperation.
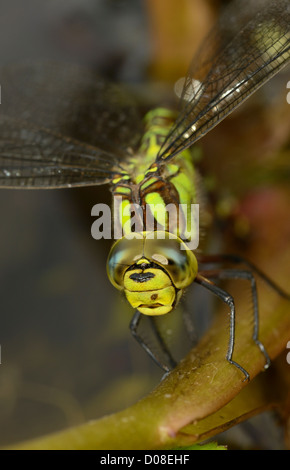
[0,61,144,188]
[158,0,290,161]
[0,117,125,188]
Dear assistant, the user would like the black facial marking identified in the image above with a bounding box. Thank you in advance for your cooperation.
[129,272,155,283]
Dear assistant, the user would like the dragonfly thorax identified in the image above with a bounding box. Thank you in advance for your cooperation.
[106,232,198,316]
[112,107,198,239]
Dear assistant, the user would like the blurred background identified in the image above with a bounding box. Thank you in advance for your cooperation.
[0,0,289,449]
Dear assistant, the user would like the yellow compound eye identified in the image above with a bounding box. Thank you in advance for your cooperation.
[142,232,198,289]
[106,233,145,290]
[106,232,198,315]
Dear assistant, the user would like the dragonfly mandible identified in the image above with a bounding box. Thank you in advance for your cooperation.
[0,0,289,380]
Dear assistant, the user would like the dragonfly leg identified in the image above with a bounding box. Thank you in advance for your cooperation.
[198,253,290,299]
[182,301,198,346]
[129,310,177,373]
[195,274,250,382]
[201,268,271,371]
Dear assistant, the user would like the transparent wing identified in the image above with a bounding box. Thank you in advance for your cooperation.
[0,117,126,188]
[158,0,290,162]
[0,61,144,188]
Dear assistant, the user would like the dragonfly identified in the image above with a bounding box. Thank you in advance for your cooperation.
[0,0,289,380]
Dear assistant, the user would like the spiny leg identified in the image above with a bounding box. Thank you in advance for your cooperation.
[148,316,178,371]
[180,297,197,345]
[198,252,290,369]
[195,274,250,381]
[130,310,177,373]
[199,268,271,370]
[198,253,290,299]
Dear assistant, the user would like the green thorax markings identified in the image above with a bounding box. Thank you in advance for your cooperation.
[112,108,197,239]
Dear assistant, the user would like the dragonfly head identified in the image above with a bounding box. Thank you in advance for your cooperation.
[106,232,198,316]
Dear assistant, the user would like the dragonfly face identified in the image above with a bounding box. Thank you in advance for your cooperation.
[106,231,198,315]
